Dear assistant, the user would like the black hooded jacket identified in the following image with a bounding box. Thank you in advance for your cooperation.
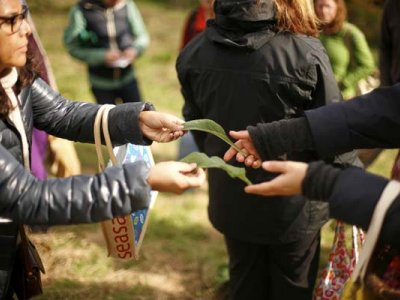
[177,0,342,243]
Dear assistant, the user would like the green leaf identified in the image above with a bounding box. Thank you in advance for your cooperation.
[183,119,247,156]
[181,152,252,185]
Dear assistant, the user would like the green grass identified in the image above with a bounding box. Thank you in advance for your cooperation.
[28,1,396,299]
[30,2,228,299]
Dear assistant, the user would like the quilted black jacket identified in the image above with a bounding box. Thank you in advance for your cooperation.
[0,77,153,298]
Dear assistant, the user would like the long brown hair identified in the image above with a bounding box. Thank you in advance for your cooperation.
[274,0,320,37]
[0,48,37,116]
[315,0,346,34]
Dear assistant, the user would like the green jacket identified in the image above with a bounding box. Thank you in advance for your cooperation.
[320,22,375,99]
[64,0,149,90]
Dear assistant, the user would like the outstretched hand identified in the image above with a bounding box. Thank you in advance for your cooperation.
[139,111,185,143]
[223,130,262,168]
[147,161,206,194]
[244,161,308,196]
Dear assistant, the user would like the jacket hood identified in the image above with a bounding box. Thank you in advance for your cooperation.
[206,0,277,50]
[214,0,276,22]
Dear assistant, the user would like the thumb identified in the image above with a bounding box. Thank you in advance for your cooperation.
[262,161,287,174]
[178,162,198,173]
[229,130,249,140]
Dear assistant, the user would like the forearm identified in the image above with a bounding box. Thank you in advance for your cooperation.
[31,78,153,145]
[66,43,106,66]
[341,33,375,90]
[127,1,150,57]
[302,162,400,248]
[247,117,315,160]
[306,84,400,157]
[63,6,106,66]
[0,147,151,225]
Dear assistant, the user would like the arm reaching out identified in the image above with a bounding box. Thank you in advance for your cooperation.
[139,111,185,142]
[148,162,205,194]
[244,161,307,196]
[224,130,262,168]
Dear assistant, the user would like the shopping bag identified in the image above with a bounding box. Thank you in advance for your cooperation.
[313,221,364,300]
[342,180,400,300]
[94,105,158,260]
[101,144,158,260]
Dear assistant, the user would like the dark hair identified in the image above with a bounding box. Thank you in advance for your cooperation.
[0,47,37,116]
[315,0,346,34]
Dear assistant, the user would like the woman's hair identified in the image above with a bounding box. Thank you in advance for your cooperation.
[315,0,346,34]
[0,48,37,116]
[274,0,320,37]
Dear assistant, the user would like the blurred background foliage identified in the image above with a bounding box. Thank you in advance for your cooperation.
[27,0,385,48]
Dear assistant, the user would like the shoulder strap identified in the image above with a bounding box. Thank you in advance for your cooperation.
[94,104,117,172]
[351,180,400,282]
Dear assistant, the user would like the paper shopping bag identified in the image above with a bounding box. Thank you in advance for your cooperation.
[101,144,158,260]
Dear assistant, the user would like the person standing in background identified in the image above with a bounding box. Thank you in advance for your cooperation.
[181,0,214,49]
[64,0,149,105]
[380,0,400,87]
[177,0,360,298]
[314,0,376,100]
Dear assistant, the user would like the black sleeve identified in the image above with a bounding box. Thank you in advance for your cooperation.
[31,78,153,146]
[305,84,400,157]
[302,162,400,248]
[247,117,314,160]
[0,144,151,225]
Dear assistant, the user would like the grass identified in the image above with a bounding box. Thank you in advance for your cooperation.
[30,2,228,299]
[28,1,397,299]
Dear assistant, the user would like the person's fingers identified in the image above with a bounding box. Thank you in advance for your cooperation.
[244,181,276,196]
[172,130,183,139]
[177,162,198,174]
[236,152,246,163]
[244,155,255,167]
[261,161,288,174]
[252,160,262,169]
[229,130,250,140]
[185,168,206,187]
[224,146,238,161]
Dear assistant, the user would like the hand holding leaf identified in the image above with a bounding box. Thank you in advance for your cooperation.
[183,119,247,157]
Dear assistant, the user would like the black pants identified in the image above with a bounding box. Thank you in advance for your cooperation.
[91,78,142,105]
[225,232,320,300]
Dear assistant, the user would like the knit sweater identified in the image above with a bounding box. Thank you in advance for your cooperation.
[320,22,375,99]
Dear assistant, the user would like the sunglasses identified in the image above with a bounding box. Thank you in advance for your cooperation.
[0,5,29,34]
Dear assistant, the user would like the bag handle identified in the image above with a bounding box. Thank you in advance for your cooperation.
[94,104,117,171]
[351,180,400,282]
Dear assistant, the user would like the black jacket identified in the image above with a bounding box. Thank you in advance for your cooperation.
[303,85,400,248]
[380,0,400,86]
[0,78,152,298]
[177,1,341,244]
[244,84,400,248]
